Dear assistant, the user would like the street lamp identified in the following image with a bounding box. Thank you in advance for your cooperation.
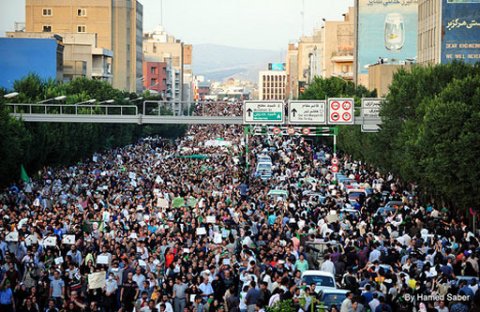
[37,95,67,104]
[98,99,115,104]
[3,92,19,99]
[74,99,96,106]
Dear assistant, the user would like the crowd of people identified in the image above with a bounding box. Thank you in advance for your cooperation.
[0,101,479,312]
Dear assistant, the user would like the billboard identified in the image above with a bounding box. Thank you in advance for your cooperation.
[441,0,480,64]
[268,63,286,71]
[357,0,418,78]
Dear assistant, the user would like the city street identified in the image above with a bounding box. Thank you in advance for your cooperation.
[0,101,478,312]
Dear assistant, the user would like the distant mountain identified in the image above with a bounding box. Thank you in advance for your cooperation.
[192,44,282,82]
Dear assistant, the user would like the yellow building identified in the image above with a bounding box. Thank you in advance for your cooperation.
[285,43,299,99]
[368,63,413,97]
[25,0,143,92]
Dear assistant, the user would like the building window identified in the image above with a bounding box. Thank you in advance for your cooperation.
[150,78,157,87]
[150,66,157,74]
[77,25,86,33]
[42,8,52,16]
[43,25,52,32]
[77,8,87,16]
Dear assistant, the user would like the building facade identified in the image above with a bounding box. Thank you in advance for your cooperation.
[418,0,480,65]
[143,26,188,101]
[6,32,113,83]
[0,37,63,89]
[25,0,143,92]
[258,70,287,100]
[142,60,167,96]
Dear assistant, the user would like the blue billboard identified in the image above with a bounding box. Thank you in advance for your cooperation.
[268,63,286,71]
[357,0,418,77]
[441,0,480,63]
[0,38,61,89]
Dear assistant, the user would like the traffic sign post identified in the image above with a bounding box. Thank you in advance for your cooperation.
[328,98,354,125]
[288,101,326,125]
[361,98,383,132]
[243,101,284,124]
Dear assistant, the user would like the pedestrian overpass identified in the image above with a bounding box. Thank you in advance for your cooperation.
[5,101,381,126]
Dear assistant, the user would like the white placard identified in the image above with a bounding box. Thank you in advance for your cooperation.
[196,227,207,235]
[5,232,19,242]
[88,271,106,289]
[157,198,169,208]
[183,248,190,253]
[206,216,216,223]
[213,233,222,244]
[54,257,64,265]
[97,255,109,265]
[25,234,38,246]
[43,236,57,247]
[62,235,76,245]
[223,258,231,265]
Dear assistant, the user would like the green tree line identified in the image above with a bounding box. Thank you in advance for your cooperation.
[0,74,186,186]
[301,62,480,213]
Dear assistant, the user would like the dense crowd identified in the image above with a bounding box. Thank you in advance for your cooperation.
[0,101,479,312]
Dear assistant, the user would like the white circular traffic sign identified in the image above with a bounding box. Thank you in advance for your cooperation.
[331,101,340,110]
[302,128,311,135]
[342,112,352,121]
[330,112,340,122]
[342,101,352,110]
[331,165,339,173]
[273,127,281,135]
[331,158,339,165]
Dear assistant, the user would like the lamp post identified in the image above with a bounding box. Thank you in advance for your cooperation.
[3,92,19,99]
[98,99,115,104]
[74,99,96,106]
[37,95,67,104]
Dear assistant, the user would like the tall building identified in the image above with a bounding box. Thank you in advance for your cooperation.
[258,70,287,100]
[143,26,190,101]
[418,0,480,65]
[25,0,143,92]
[285,43,299,99]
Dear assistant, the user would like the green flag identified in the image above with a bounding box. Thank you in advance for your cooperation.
[20,165,30,183]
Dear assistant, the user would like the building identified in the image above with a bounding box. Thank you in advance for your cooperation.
[368,63,413,97]
[143,58,167,96]
[354,0,418,88]
[258,70,287,100]
[143,26,189,101]
[325,7,354,81]
[418,0,480,65]
[0,37,63,89]
[285,43,299,99]
[6,32,113,83]
[286,7,354,99]
[25,0,143,92]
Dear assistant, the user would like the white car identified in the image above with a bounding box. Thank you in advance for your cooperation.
[301,270,337,293]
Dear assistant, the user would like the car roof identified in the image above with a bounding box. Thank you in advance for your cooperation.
[301,270,335,278]
[319,289,350,295]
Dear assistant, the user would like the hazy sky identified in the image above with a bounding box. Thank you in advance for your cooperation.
[0,0,353,50]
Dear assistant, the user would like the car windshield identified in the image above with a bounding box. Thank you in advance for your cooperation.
[257,163,271,171]
[322,293,347,307]
[303,275,335,287]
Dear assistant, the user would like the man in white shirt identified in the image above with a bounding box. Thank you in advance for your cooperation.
[320,254,335,276]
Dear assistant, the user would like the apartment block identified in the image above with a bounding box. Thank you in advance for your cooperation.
[25,0,143,92]
[258,70,287,100]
